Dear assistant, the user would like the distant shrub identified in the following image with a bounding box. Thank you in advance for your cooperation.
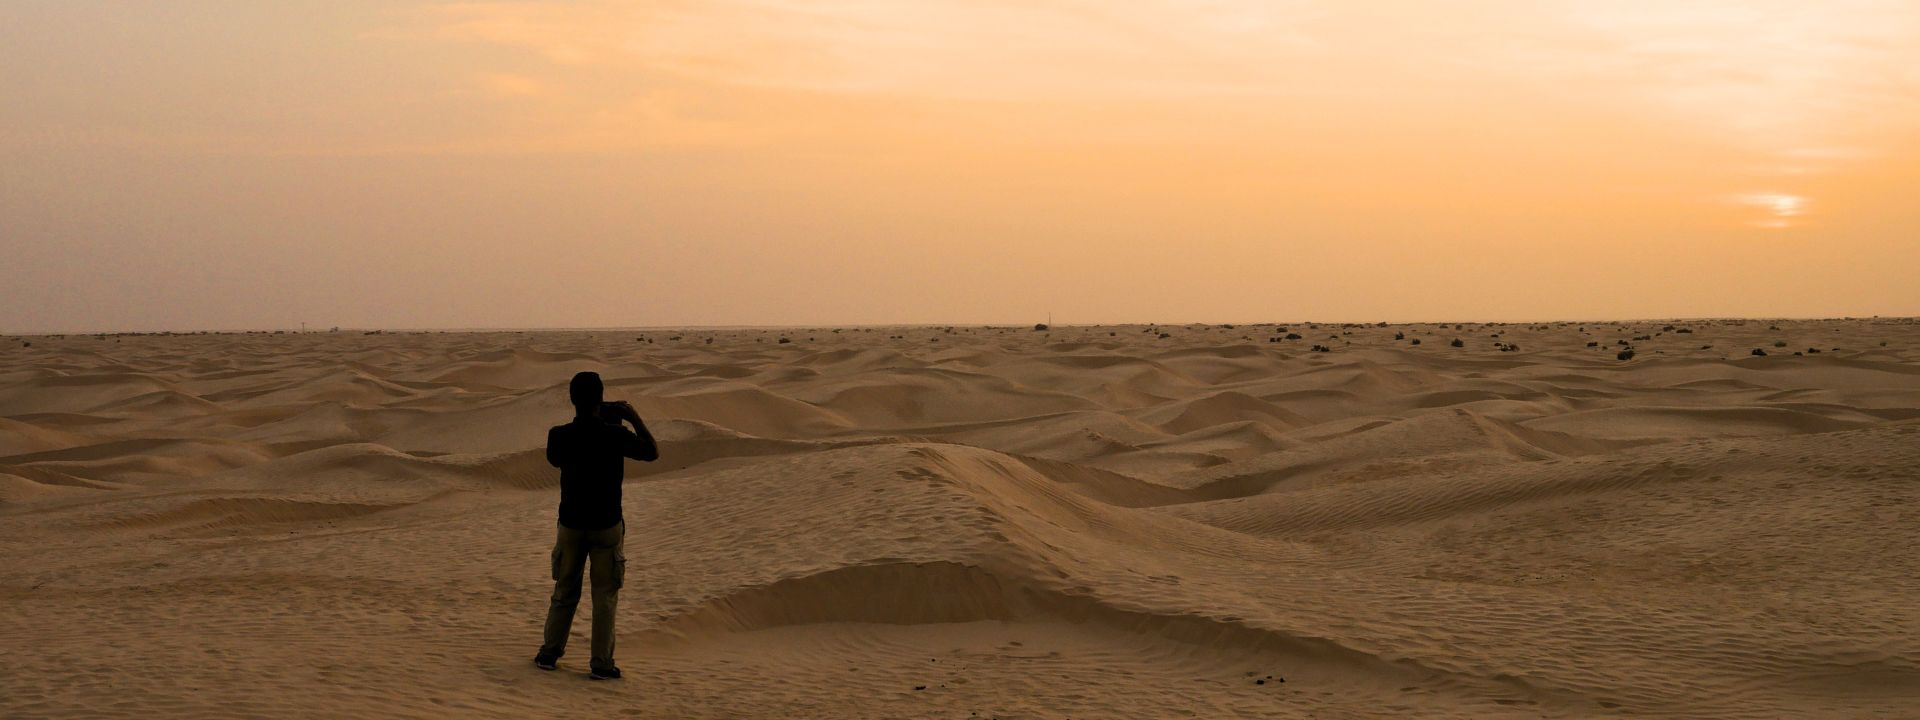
[1394,332,1405,340]
[1676,328,1693,334]
[1807,348,1821,354]
[1773,340,1787,347]
[777,337,791,344]
[1158,332,1171,339]
[1310,345,1330,352]
[1617,349,1635,360]
[1410,338,1422,345]
[1752,348,1767,356]
[1033,323,1049,331]
[1586,341,1599,347]
[1285,333,1302,340]
[1450,338,1464,347]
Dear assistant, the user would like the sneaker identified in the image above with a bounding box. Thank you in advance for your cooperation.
[589,665,622,680]
[533,654,559,671]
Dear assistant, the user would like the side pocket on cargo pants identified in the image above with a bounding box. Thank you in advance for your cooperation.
[550,545,565,582]
[610,549,626,590]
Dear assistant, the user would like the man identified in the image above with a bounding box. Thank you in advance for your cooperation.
[534,371,659,679]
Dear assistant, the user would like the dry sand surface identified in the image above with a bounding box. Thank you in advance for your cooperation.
[3,319,1919,719]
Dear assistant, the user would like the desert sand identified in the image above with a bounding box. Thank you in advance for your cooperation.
[3,319,1918,718]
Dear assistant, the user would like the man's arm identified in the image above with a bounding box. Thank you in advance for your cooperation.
[610,402,659,462]
[545,426,565,468]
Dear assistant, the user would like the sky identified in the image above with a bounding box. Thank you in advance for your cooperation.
[3,0,1918,333]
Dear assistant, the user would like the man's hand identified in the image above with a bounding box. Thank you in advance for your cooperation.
[604,400,642,425]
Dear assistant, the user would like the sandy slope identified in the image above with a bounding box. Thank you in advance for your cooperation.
[2,319,1918,718]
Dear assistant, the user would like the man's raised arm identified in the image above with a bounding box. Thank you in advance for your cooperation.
[614,403,659,462]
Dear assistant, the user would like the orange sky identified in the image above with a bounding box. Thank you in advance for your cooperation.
[3,1,1917,332]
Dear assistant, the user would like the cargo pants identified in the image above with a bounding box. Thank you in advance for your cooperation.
[538,520,625,670]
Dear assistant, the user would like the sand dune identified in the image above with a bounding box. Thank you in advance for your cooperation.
[2,319,1918,718]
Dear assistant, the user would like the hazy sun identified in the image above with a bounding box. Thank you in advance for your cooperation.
[1734,192,1808,229]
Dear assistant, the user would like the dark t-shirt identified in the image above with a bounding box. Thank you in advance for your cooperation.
[547,417,658,530]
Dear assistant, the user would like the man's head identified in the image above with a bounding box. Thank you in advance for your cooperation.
[569,371,603,417]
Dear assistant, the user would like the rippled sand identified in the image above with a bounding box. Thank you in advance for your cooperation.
[3,319,1918,718]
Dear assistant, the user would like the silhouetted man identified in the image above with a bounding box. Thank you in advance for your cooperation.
[534,371,658,679]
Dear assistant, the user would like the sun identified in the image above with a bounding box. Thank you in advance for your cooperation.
[1733,192,1808,229]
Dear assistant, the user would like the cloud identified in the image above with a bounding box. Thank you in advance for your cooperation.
[1517,0,1920,160]
[366,0,1920,164]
